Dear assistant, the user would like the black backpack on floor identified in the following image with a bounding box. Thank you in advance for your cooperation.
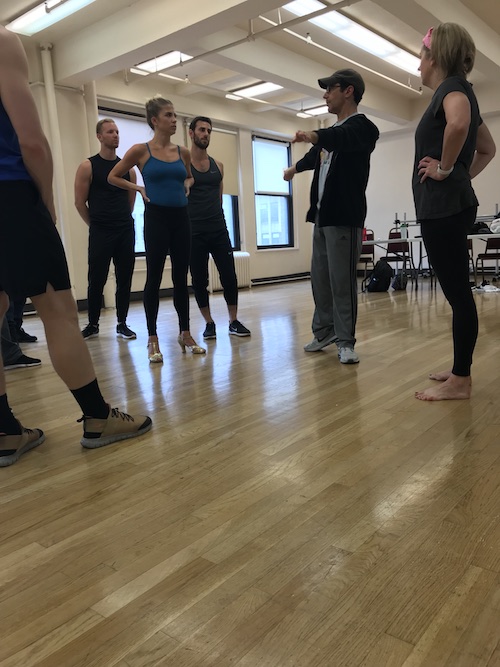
[364,259,394,292]
[391,270,408,291]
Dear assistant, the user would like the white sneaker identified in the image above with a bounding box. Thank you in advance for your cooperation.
[338,346,359,364]
[304,332,338,352]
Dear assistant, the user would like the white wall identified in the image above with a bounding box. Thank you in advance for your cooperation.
[365,112,500,254]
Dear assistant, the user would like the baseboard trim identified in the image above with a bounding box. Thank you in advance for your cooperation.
[252,272,310,286]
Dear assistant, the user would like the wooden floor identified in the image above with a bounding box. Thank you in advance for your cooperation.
[2,279,500,667]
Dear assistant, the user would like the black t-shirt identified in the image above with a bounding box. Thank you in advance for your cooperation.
[413,76,481,220]
[88,154,133,228]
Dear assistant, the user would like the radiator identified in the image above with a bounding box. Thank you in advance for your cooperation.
[208,251,251,293]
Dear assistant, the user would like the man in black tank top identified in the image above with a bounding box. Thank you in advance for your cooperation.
[188,117,250,339]
[74,119,137,340]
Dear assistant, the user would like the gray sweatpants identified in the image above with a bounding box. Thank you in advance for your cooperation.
[310,225,362,348]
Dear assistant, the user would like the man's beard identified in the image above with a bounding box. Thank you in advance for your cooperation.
[194,136,209,149]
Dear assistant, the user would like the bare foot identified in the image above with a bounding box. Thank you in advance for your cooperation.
[428,369,452,382]
[415,374,471,401]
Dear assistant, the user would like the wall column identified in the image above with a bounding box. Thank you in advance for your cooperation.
[83,81,99,155]
[39,42,76,286]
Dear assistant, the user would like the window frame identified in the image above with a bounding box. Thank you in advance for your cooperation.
[252,135,293,250]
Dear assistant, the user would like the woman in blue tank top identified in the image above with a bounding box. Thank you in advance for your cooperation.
[109,97,205,361]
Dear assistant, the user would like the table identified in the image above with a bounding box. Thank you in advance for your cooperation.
[362,234,500,291]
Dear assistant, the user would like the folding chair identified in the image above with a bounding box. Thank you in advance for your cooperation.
[358,229,375,282]
[475,236,500,282]
[379,228,416,284]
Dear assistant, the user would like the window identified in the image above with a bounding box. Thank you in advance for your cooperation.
[208,128,241,250]
[252,137,293,248]
[222,194,240,250]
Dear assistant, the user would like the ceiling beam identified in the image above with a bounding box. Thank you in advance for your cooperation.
[195,27,414,124]
[52,0,286,85]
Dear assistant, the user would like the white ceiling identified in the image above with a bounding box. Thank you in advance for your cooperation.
[2,0,500,132]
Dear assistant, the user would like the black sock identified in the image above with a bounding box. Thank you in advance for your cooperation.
[71,379,109,419]
[0,394,22,435]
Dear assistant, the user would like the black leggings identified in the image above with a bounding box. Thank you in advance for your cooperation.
[420,206,477,376]
[190,229,238,310]
[88,225,135,325]
[143,203,191,335]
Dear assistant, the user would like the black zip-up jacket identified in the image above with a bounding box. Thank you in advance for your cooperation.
[296,114,379,228]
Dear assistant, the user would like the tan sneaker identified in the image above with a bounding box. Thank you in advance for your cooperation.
[0,426,45,467]
[79,407,152,449]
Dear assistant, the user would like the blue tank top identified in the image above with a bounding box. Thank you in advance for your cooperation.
[0,101,31,181]
[141,144,187,207]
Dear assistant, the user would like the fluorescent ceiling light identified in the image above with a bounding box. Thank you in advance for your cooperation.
[297,111,312,118]
[232,82,283,98]
[158,72,184,82]
[284,0,420,76]
[226,94,243,101]
[304,105,328,116]
[131,67,184,82]
[6,0,97,36]
[136,51,192,73]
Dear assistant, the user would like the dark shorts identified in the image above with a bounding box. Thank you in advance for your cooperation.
[0,180,71,299]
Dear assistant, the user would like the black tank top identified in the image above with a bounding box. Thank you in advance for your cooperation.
[188,156,226,233]
[88,154,133,228]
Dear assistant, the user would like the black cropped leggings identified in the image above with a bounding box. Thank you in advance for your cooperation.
[143,204,191,336]
[420,206,477,377]
[190,228,238,310]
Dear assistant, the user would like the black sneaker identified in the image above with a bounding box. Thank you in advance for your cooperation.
[17,328,38,343]
[4,354,42,371]
[116,322,137,339]
[228,320,251,337]
[82,323,99,339]
[203,322,216,339]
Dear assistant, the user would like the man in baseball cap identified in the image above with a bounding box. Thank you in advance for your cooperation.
[283,67,378,364]
[318,68,365,103]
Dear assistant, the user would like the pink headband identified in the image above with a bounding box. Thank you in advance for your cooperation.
[422,27,433,49]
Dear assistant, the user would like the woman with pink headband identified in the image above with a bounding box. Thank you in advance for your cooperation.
[413,23,496,401]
